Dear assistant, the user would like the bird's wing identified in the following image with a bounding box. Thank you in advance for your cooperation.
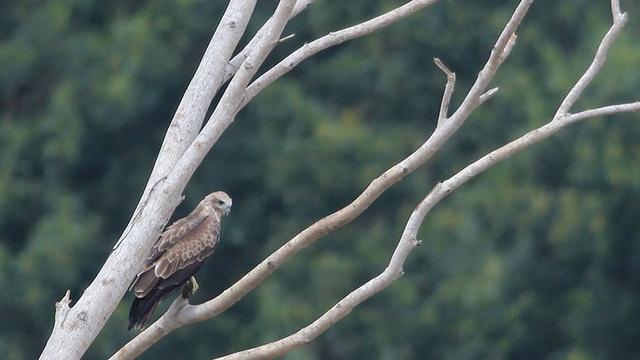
[132,211,221,297]
[153,213,220,279]
[143,211,209,266]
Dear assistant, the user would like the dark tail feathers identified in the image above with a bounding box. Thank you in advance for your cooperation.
[127,286,178,331]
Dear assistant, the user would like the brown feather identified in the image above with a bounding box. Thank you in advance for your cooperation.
[127,191,232,330]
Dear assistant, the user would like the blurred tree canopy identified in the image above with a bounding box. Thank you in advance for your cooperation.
[1,1,639,359]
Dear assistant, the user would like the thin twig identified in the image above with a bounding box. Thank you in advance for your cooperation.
[434,57,456,127]
[478,87,499,106]
[554,10,628,118]
[449,0,532,120]
[499,34,518,64]
[276,33,296,44]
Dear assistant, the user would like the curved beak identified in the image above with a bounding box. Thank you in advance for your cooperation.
[223,202,232,216]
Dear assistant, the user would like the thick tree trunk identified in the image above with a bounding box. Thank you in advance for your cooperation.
[38,2,257,359]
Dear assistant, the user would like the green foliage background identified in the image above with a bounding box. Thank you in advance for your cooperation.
[1,0,639,359]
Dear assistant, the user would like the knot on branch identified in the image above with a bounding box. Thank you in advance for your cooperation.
[53,290,72,328]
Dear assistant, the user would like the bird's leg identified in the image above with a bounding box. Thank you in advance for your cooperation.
[181,276,199,299]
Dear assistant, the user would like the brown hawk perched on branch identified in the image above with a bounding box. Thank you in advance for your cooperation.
[127,191,232,330]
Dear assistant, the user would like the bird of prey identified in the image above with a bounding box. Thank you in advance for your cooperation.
[127,191,232,331]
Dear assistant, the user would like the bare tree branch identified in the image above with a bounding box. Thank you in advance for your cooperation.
[211,2,638,358]
[554,8,628,118]
[449,2,529,120]
[113,3,259,251]
[223,0,317,83]
[434,57,456,127]
[499,34,518,64]
[478,87,500,106]
[39,3,259,359]
[611,0,623,19]
[109,1,529,359]
[569,102,640,121]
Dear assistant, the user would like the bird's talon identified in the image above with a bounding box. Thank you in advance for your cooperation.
[182,276,199,299]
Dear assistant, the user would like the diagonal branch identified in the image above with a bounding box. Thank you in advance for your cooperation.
[212,1,638,357]
[553,9,628,118]
[213,97,640,360]
[113,1,258,251]
[448,2,529,120]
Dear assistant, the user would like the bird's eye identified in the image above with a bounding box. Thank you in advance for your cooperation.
[217,200,225,205]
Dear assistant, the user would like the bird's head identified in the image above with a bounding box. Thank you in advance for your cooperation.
[207,191,232,215]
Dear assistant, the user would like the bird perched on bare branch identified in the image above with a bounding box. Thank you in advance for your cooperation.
[127,191,232,330]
